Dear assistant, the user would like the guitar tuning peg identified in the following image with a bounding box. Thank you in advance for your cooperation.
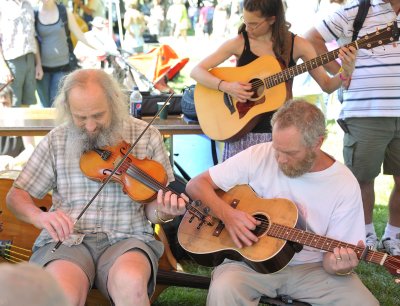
[393,42,398,48]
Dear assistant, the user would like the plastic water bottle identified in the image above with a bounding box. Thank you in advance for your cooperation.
[130,86,142,119]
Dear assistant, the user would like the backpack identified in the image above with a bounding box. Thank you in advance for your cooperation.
[180,84,197,121]
[34,4,78,71]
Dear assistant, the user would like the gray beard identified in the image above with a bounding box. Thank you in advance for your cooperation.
[279,150,316,178]
[65,122,122,159]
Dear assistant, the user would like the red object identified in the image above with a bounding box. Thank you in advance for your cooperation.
[127,44,189,86]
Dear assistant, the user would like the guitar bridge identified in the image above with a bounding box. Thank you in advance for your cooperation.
[213,198,239,236]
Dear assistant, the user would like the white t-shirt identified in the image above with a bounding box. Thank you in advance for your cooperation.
[209,142,365,265]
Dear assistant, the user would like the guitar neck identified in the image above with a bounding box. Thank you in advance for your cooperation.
[269,223,387,265]
[265,41,358,88]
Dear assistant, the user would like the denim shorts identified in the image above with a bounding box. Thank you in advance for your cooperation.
[343,117,400,181]
[30,233,163,300]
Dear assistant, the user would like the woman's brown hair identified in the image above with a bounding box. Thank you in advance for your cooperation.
[239,0,291,59]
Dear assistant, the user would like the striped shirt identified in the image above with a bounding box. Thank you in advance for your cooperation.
[315,0,400,118]
[14,117,174,251]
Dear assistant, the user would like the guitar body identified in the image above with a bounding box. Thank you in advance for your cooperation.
[0,170,52,260]
[193,23,400,142]
[178,185,299,274]
[194,56,287,141]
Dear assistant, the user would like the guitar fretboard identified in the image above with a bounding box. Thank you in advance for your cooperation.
[264,23,397,89]
[268,223,387,266]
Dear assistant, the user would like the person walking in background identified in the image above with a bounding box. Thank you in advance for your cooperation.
[35,0,103,108]
[6,69,187,306]
[185,100,379,305]
[123,0,146,54]
[190,0,356,161]
[198,0,215,39]
[148,0,165,37]
[305,0,400,256]
[0,0,43,107]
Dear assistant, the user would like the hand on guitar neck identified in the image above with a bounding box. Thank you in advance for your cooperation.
[178,185,400,279]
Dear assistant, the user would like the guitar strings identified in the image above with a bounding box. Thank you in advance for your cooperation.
[250,216,400,271]
[248,30,384,93]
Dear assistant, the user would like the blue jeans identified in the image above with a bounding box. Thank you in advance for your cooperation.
[37,70,67,107]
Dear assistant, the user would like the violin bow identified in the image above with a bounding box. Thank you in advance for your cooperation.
[52,93,175,252]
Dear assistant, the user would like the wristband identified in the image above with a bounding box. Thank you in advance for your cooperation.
[217,80,224,92]
[338,66,349,81]
[339,73,348,81]
[155,209,174,224]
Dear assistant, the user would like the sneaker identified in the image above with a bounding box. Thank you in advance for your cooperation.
[366,232,379,250]
[379,237,400,256]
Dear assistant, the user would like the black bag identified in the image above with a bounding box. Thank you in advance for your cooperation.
[180,84,197,121]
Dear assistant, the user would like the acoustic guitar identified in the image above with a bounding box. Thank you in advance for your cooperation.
[0,171,210,305]
[194,22,399,141]
[178,185,400,276]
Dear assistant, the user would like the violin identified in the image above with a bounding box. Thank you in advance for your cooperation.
[80,140,169,203]
[0,171,210,304]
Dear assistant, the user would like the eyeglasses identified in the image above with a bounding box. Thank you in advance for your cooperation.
[240,16,267,30]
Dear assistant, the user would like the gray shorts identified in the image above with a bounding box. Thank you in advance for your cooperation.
[29,233,164,300]
[6,53,37,106]
[343,117,400,181]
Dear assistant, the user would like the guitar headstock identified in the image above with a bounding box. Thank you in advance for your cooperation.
[354,22,399,50]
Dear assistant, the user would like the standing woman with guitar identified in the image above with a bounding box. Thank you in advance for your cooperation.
[190,0,356,160]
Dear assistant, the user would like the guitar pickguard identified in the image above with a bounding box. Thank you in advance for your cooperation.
[236,77,266,119]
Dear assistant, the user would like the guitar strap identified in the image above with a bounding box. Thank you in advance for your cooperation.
[352,0,371,41]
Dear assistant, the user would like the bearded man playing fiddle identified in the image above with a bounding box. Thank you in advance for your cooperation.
[6,69,187,306]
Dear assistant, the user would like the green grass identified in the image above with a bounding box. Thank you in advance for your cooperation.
[151,112,399,305]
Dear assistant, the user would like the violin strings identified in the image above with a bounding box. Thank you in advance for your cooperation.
[103,152,209,220]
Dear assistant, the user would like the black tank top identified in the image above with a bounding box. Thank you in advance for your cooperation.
[237,31,296,133]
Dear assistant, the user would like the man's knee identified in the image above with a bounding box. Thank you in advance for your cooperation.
[208,269,242,299]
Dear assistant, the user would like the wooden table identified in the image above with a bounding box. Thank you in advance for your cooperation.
[0,108,202,136]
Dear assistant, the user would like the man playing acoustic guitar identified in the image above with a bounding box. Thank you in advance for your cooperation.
[6,69,187,306]
[186,99,379,305]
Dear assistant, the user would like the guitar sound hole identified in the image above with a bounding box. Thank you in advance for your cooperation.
[249,78,265,99]
[251,214,269,237]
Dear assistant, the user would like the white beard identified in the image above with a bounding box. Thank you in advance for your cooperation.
[65,122,122,160]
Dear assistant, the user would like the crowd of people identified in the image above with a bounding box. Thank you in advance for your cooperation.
[1,0,399,305]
